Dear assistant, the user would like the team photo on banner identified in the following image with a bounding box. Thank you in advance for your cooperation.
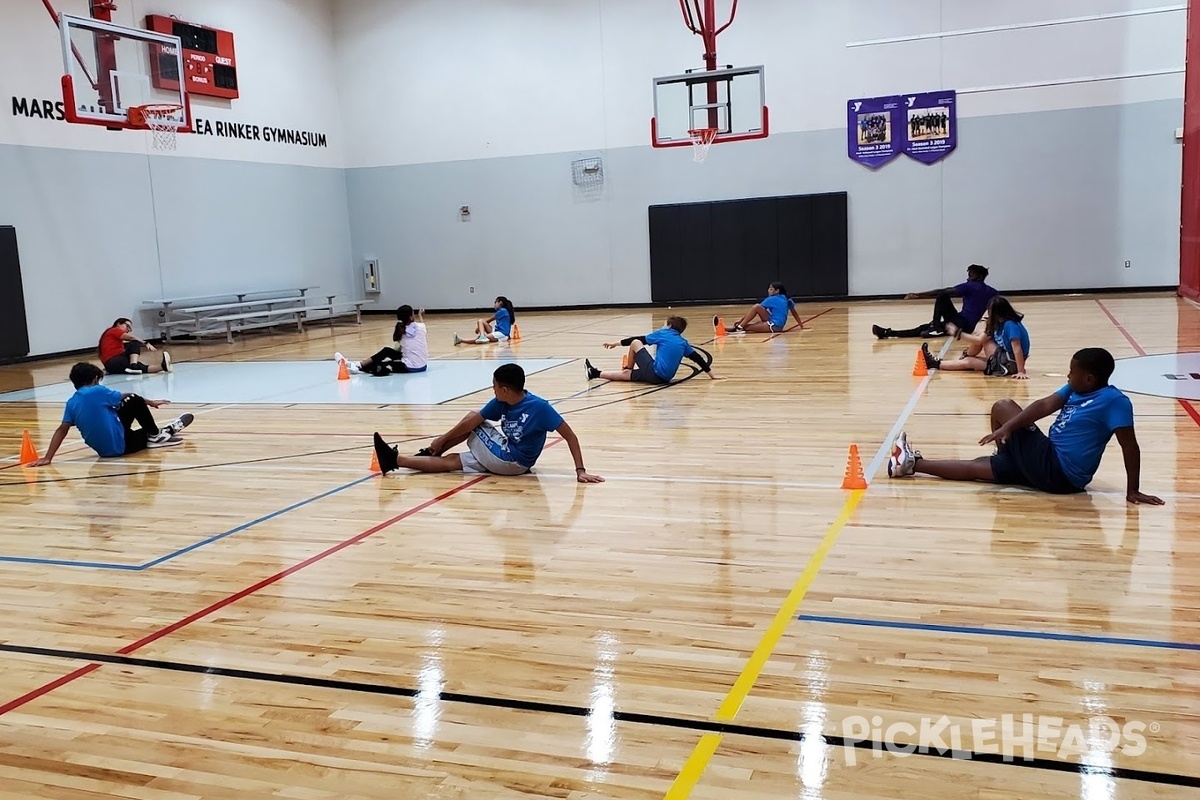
[847,89,957,168]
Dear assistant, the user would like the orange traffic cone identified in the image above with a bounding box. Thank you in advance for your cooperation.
[337,359,350,381]
[369,449,381,474]
[841,444,867,490]
[714,317,727,337]
[511,323,521,341]
[912,349,928,377]
[19,430,39,465]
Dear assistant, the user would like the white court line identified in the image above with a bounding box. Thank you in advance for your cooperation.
[863,339,955,483]
[532,470,1200,500]
[1184,296,1200,312]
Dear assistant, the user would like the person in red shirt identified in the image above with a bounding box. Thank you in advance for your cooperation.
[98,318,171,375]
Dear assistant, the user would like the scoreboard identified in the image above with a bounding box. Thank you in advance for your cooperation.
[145,14,239,100]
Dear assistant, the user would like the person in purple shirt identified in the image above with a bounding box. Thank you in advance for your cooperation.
[873,264,997,339]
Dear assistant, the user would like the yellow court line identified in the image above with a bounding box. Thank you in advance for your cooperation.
[715,488,865,720]
[664,734,724,800]
[662,489,865,797]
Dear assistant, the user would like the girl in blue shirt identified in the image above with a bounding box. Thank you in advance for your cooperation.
[455,296,516,345]
[717,282,804,334]
[921,296,1031,379]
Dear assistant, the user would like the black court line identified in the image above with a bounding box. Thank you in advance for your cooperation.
[1,642,1195,788]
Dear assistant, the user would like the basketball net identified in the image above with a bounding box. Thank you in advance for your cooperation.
[688,128,718,163]
[130,104,183,152]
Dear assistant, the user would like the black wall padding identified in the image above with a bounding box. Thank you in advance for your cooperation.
[649,191,849,303]
[0,226,30,362]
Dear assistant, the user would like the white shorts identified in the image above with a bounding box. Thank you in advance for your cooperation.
[493,331,509,342]
[460,425,529,476]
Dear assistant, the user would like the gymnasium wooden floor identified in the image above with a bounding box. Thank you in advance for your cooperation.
[0,293,1197,799]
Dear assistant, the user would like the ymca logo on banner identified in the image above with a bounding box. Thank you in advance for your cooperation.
[847,90,957,167]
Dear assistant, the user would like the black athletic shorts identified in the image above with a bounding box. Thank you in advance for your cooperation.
[989,425,1084,494]
[630,346,668,384]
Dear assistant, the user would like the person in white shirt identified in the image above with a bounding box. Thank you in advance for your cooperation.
[336,305,429,376]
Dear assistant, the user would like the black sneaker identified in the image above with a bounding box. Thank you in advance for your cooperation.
[872,325,889,339]
[162,413,194,436]
[585,359,600,381]
[921,342,941,370]
[414,447,434,457]
[161,351,172,372]
[373,432,399,475]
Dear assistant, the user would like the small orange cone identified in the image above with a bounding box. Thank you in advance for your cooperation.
[714,317,727,337]
[912,349,928,377]
[511,324,521,341]
[19,430,39,465]
[841,444,867,490]
[337,359,350,381]
[369,449,381,474]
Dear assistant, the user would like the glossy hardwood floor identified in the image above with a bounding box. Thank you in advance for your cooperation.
[0,294,1197,799]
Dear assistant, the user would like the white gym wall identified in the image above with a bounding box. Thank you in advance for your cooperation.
[0,0,352,356]
[335,0,1185,310]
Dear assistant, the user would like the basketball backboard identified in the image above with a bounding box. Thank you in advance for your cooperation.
[651,65,768,148]
[59,13,191,132]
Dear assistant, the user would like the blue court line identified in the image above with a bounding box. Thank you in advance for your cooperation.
[797,614,1200,652]
[0,475,375,571]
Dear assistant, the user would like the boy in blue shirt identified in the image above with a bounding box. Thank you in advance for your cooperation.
[585,316,718,384]
[873,264,997,339]
[29,363,194,466]
[716,282,805,334]
[373,363,603,483]
[888,348,1162,504]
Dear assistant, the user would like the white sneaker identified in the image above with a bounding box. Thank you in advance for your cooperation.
[161,351,172,372]
[348,361,362,374]
[334,351,346,364]
[475,335,489,344]
[888,432,919,478]
[163,413,194,436]
[453,334,462,346]
[147,435,183,449]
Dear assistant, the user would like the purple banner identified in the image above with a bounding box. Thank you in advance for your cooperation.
[847,95,902,169]
[902,90,956,164]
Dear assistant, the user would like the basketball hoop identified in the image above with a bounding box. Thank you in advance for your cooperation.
[129,104,184,151]
[688,127,718,162]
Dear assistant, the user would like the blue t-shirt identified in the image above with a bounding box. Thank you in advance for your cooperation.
[955,281,998,327]
[62,384,125,458]
[494,307,512,336]
[993,320,1031,359]
[478,391,564,468]
[645,327,695,381]
[760,294,795,328]
[1047,384,1134,488]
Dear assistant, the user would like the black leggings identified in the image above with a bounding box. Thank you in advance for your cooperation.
[117,395,160,455]
[890,292,976,338]
[365,347,415,376]
[104,341,145,375]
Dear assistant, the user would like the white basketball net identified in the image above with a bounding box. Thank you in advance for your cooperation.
[688,128,718,163]
[139,106,182,151]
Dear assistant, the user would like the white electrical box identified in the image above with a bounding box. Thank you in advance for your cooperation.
[364,259,381,294]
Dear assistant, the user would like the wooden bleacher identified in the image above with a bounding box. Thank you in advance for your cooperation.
[144,287,372,344]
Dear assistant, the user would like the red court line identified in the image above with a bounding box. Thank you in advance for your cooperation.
[0,475,487,715]
[1095,299,1200,430]
[0,663,102,716]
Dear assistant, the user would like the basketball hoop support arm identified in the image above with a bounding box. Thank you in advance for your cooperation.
[41,0,100,91]
[678,0,738,69]
[677,0,739,128]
